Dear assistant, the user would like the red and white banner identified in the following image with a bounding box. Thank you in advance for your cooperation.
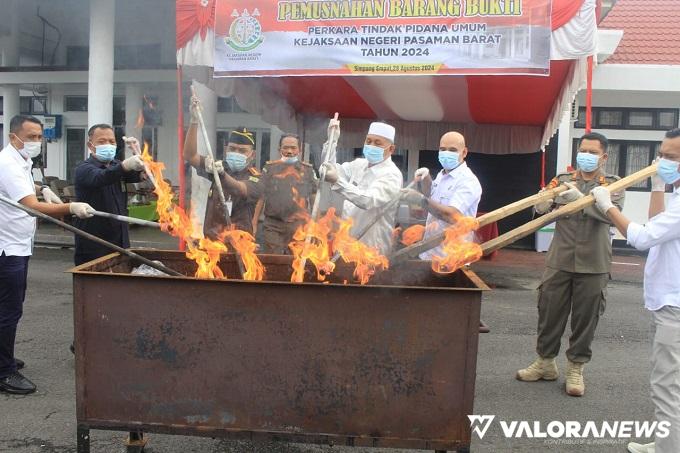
[214,0,553,77]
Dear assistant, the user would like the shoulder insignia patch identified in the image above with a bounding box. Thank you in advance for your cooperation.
[249,176,260,183]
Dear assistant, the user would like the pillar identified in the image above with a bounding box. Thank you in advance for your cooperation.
[2,85,20,147]
[189,81,217,236]
[87,0,116,128]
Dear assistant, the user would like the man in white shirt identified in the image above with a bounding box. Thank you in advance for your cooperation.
[0,115,93,395]
[400,131,482,260]
[322,122,403,255]
[591,128,680,453]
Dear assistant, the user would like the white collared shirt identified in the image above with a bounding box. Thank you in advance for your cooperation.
[0,144,37,256]
[332,157,403,255]
[627,186,680,311]
[420,162,482,260]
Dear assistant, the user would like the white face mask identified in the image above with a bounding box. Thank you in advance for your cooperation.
[14,136,42,159]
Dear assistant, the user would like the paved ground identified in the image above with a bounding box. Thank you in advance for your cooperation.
[1,243,656,453]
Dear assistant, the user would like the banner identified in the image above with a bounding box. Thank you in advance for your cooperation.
[214,0,552,77]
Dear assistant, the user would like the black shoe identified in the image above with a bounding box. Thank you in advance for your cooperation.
[0,371,36,394]
[69,343,75,354]
[15,358,24,370]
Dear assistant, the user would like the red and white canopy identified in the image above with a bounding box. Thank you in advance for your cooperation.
[176,0,600,154]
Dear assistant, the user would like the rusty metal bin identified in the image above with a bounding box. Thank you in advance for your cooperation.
[71,250,488,452]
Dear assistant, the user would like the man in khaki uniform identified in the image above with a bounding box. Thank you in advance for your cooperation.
[517,132,624,397]
[256,134,317,254]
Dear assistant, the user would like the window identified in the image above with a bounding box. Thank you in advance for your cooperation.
[20,96,47,115]
[574,107,679,130]
[217,97,245,113]
[65,96,88,112]
[572,139,660,191]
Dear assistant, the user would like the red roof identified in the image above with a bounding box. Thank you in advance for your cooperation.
[599,0,680,65]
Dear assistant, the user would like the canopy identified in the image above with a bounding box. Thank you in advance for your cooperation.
[176,0,600,154]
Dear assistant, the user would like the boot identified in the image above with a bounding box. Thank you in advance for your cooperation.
[565,360,585,396]
[516,357,559,381]
[627,442,655,453]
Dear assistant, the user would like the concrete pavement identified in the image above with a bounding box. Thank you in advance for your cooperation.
[0,246,655,453]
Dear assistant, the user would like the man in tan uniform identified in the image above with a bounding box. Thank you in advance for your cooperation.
[256,134,317,254]
[516,132,624,397]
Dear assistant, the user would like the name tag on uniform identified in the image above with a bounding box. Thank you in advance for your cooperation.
[226,200,233,216]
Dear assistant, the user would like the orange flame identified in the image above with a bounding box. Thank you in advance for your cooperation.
[220,228,265,281]
[400,224,426,246]
[288,208,336,282]
[332,216,389,285]
[431,216,483,274]
[141,143,230,279]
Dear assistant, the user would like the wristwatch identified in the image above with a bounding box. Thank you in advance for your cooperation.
[420,196,429,209]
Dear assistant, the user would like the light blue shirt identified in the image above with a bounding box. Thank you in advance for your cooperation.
[420,162,482,260]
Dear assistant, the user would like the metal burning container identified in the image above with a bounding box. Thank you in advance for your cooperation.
[72,250,488,452]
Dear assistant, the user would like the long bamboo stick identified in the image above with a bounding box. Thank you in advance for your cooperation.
[388,183,569,264]
[0,194,183,277]
[479,164,658,256]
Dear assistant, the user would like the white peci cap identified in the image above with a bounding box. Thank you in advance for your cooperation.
[367,122,395,142]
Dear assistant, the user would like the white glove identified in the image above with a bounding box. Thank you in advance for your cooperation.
[122,155,145,172]
[70,202,95,219]
[205,156,225,175]
[534,189,553,215]
[123,136,141,154]
[555,182,584,204]
[400,188,426,206]
[327,115,340,141]
[321,163,338,184]
[591,186,614,214]
[651,158,666,192]
[41,186,63,204]
[190,95,201,125]
[414,167,430,182]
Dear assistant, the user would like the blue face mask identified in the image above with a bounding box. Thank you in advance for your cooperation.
[224,152,248,172]
[576,152,600,172]
[363,144,386,164]
[657,158,680,184]
[438,151,460,171]
[282,155,298,164]
[94,144,116,163]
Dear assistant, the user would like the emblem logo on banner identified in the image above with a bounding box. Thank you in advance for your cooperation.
[226,8,264,52]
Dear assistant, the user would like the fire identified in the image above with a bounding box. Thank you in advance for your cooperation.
[431,216,483,274]
[273,164,302,181]
[400,224,426,246]
[220,228,265,281]
[331,216,389,285]
[289,208,336,282]
[140,144,231,279]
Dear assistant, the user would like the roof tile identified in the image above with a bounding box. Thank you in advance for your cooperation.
[599,0,680,65]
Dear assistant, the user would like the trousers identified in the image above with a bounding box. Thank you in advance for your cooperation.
[651,306,680,453]
[536,267,609,363]
[0,252,30,378]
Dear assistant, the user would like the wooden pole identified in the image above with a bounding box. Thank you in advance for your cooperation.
[480,164,658,256]
[388,183,569,264]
